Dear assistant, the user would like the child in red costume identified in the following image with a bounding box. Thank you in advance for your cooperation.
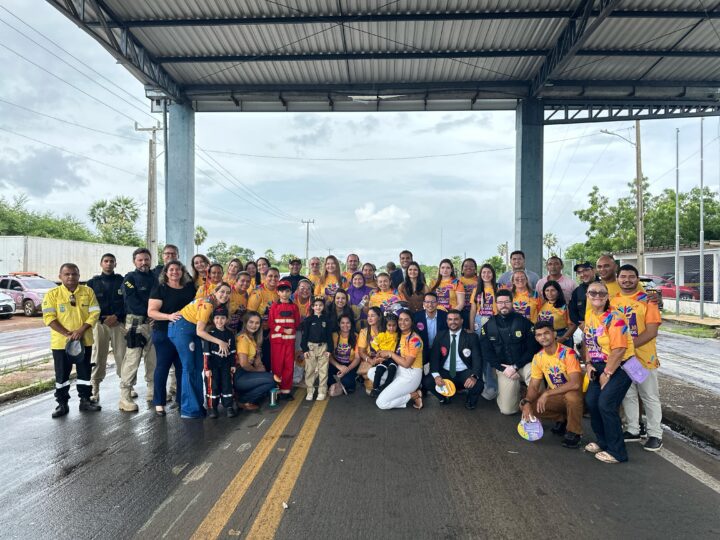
[268,280,300,400]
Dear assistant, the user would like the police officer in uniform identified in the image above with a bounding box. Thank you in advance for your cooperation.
[87,253,125,402]
[479,288,540,415]
[120,248,156,412]
[42,263,102,417]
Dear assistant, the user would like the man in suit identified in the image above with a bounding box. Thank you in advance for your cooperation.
[423,309,483,410]
[413,292,447,368]
[390,249,414,289]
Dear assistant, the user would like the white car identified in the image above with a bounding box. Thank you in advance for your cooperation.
[0,292,14,319]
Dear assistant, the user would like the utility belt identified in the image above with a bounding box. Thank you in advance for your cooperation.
[125,317,149,349]
[126,314,150,325]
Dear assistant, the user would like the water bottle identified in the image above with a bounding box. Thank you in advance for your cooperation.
[269,387,278,407]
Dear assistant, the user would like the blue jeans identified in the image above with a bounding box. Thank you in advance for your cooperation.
[328,364,357,393]
[152,329,182,407]
[168,318,205,418]
[585,365,632,462]
[233,369,275,404]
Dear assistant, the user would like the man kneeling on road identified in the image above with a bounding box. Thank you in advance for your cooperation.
[520,321,583,448]
[42,263,102,418]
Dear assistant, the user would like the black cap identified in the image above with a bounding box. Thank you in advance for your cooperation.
[573,261,594,272]
[212,306,228,318]
[289,258,302,265]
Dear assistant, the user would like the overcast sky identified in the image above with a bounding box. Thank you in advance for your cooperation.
[1,0,718,269]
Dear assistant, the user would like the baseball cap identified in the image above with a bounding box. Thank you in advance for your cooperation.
[212,306,228,318]
[277,280,292,290]
[289,258,302,265]
[573,261,594,272]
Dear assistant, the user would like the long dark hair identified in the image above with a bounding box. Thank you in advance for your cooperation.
[337,314,358,349]
[328,289,356,329]
[191,254,210,283]
[363,306,384,342]
[476,263,497,305]
[542,280,566,308]
[430,258,456,292]
[402,261,426,296]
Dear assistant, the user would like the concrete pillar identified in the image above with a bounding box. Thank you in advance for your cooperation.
[515,98,544,275]
[713,253,719,303]
[166,102,195,266]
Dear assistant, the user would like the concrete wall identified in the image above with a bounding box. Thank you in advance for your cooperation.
[0,236,138,279]
[670,299,720,318]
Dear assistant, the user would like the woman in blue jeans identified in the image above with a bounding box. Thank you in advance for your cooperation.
[583,281,635,463]
[147,261,196,416]
[328,315,359,393]
[234,312,275,410]
[170,283,231,418]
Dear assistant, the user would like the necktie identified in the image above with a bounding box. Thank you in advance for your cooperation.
[449,333,457,378]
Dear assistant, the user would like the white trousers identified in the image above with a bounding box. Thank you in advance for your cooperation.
[374,366,422,410]
[496,363,533,415]
[622,368,662,439]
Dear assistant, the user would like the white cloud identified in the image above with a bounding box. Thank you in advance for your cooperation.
[354,202,410,229]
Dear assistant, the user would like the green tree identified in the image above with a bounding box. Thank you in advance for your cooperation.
[264,249,277,265]
[484,255,507,276]
[450,255,463,273]
[206,242,256,267]
[194,225,208,253]
[280,253,300,266]
[88,196,143,246]
[543,233,558,258]
[0,195,96,242]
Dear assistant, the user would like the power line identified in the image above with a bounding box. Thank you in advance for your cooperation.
[0,97,147,142]
[0,125,145,178]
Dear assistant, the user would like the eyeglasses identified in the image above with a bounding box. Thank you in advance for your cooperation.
[587,291,608,298]
[496,299,513,305]
[69,293,76,307]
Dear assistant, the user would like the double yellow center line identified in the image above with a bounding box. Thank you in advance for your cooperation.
[192,398,328,539]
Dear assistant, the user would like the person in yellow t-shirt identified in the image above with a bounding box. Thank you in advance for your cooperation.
[314,255,348,303]
[248,268,280,371]
[372,310,423,410]
[583,281,635,464]
[307,257,322,288]
[356,306,384,395]
[256,257,271,288]
[362,262,378,290]
[430,259,465,311]
[224,258,243,287]
[538,280,577,346]
[342,253,361,283]
[460,258,478,321]
[42,263,101,417]
[228,271,251,332]
[195,263,224,299]
[368,272,402,314]
[190,254,210,290]
[613,264,664,451]
[233,312,276,410]
[329,315,360,393]
[511,270,541,323]
[244,261,259,290]
[522,321,583,448]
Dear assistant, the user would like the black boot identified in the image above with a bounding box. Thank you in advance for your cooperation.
[79,398,102,412]
[226,406,237,418]
[52,403,70,418]
[208,408,219,419]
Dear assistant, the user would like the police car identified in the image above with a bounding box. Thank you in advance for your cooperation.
[0,291,14,319]
[0,273,57,316]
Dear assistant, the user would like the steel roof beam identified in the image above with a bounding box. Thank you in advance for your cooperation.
[543,102,720,124]
[531,0,621,96]
[88,10,720,28]
[155,49,719,64]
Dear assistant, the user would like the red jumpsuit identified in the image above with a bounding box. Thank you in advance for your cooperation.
[268,301,301,391]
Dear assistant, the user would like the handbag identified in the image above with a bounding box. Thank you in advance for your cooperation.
[621,356,649,384]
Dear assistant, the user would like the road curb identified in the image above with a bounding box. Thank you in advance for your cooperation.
[662,404,720,449]
[0,374,75,404]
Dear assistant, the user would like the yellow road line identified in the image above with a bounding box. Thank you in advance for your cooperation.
[245,400,329,540]
[191,397,302,540]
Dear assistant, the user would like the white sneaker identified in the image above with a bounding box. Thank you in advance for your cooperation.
[305,389,315,401]
[316,393,326,401]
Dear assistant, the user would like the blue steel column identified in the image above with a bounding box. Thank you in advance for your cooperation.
[515,98,544,275]
[166,102,195,266]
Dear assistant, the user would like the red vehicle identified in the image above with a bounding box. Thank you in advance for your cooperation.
[641,275,700,301]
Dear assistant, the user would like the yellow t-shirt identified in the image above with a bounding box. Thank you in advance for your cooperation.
[294,297,311,320]
[531,344,582,389]
[308,273,322,287]
[603,278,644,298]
[195,280,221,299]
[42,284,100,349]
[584,308,635,363]
[332,332,356,365]
[399,332,424,369]
[356,326,379,353]
[431,278,463,311]
[473,285,497,317]
[248,287,279,327]
[179,297,214,325]
[314,275,347,302]
[236,333,258,363]
[538,302,570,331]
[611,291,662,369]
[460,276,478,311]
[368,289,402,311]
[513,290,541,323]
[229,290,248,319]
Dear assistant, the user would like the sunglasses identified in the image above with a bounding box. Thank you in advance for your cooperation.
[587,291,608,298]
[69,293,77,307]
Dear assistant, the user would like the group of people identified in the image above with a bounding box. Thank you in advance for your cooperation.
[42,246,663,463]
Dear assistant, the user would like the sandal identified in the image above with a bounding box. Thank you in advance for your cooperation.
[410,390,423,410]
[584,442,602,453]
[595,451,619,464]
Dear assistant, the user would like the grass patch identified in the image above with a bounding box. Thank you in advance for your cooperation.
[0,379,54,394]
[663,325,718,339]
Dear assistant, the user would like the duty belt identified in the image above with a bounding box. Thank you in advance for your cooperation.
[126,314,149,324]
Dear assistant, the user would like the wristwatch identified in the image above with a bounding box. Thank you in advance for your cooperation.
[519,398,530,407]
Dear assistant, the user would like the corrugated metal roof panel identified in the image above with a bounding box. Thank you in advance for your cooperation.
[582,17,701,49]
[643,57,720,80]
[558,56,659,80]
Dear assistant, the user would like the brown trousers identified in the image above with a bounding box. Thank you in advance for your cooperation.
[532,389,584,435]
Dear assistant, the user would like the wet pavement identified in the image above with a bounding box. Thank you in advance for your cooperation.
[1,371,719,540]
[0,326,51,370]
[657,330,720,394]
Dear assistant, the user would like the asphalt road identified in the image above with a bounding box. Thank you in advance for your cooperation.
[1,372,718,540]
[657,330,720,394]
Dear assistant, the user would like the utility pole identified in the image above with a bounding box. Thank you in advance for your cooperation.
[135,121,161,261]
[700,118,705,318]
[634,120,645,274]
[301,219,314,274]
[675,128,680,315]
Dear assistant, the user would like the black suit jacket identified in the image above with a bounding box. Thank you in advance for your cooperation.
[413,310,448,365]
[430,330,482,378]
[390,268,404,289]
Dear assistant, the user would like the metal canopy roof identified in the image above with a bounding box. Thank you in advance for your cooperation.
[49,1,720,122]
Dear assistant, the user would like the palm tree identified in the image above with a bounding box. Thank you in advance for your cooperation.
[194,225,208,253]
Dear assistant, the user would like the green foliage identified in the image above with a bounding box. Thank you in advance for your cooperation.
[194,225,208,251]
[280,253,301,265]
[543,233,558,257]
[0,195,96,242]
[206,241,255,267]
[484,255,507,276]
[264,249,277,265]
[419,264,438,280]
[88,196,143,246]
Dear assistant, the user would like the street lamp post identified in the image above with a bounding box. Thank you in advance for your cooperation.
[601,121,645,273]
